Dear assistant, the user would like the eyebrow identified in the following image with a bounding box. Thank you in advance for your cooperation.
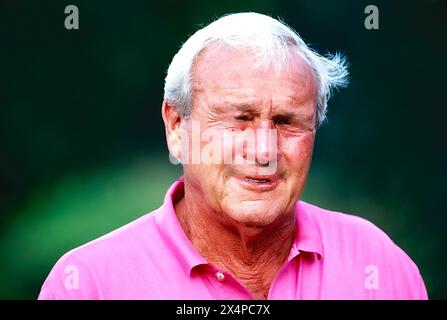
[208,102,260,115]
[233,102,310,118]
[214,101,311,120]
[230,102,258,113]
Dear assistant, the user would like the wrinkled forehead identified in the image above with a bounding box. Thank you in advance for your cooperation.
[190,42,317,108]
[192,42,316,88]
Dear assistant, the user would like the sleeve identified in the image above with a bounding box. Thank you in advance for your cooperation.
[416,272,429,300]
[388,243,429,300]
[38,250,101,300]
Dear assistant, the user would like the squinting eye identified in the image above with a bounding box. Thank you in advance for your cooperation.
[235,115,252,121]
[274,116,291,125]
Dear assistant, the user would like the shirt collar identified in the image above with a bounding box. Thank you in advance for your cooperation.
[289,201,324,261]
[156,177,323,277]
[155,177,208,276]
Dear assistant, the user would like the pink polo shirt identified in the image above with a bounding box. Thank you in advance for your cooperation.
[38,177,428,299]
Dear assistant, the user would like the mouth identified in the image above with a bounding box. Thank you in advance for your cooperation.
[244,177,272,184]
[233,174,279,192]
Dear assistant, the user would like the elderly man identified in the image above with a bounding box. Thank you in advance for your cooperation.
[39,12,427,300]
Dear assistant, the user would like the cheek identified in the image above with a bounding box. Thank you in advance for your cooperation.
[280,134,315,167]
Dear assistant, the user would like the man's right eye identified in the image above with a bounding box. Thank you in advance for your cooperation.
[235,115,252,121]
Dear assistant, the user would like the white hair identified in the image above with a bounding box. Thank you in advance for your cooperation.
[164,12,349,127]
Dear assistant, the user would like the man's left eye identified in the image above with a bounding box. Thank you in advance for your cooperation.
[273,116,291,125]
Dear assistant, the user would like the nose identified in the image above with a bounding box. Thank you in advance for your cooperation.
[244,121,278,166]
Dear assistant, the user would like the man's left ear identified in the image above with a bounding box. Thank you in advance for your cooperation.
[161,100,184,162]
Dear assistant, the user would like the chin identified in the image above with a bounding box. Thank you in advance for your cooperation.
[224,202,282,228]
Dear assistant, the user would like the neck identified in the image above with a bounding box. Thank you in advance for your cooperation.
[175,186,296,299]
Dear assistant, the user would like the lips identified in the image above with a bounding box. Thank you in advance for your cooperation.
[244,177,271,184]
[233,173,280,192]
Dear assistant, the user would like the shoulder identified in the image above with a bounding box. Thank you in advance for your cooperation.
[299,201,428,299]
[61,207,163,264]
[300,200,402,252]
[38,208,163,299]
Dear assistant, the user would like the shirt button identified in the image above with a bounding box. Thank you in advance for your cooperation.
[215,271,225,282]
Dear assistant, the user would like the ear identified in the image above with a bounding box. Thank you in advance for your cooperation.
[161,100,184,162]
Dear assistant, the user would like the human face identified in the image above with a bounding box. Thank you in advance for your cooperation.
[181,44,317,229]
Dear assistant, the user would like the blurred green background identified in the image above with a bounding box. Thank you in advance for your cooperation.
[1,0,446,299]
